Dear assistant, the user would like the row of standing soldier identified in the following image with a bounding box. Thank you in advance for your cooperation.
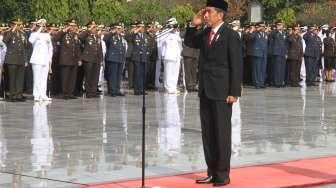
[242,20,336,88]
[0,18,200,102]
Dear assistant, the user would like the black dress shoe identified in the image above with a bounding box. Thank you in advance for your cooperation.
[87,94,98,98]
[117,93,125,96]
[6,98,18,102]
[196,176,215,184]
[69,96,77,99]
[16,97,26,102]
[110,94,117,97]
[213,178,230,187]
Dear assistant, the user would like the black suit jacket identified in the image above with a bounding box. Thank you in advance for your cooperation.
[184,24,243,100]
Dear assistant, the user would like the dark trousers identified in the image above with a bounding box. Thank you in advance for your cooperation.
[7,64,25,98]
[252,56,267,87]
[287,59,301,84]
[304,56,318,84]
[83,62,100,96]
[184,57,198,90]
[74,66,85,96]
[265,56,273,85]
[51,61,61,96]
[24,63,33,94]
[200,91,232,181]
[126,58,134,88]
[273,55,286,86]
[146,60,156,89]
[243,56,252,85]
[133,61,146,93]
[108,62,123,95]
[60,65,77,97]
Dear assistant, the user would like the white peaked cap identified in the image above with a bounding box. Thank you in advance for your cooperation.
[167,17,178,25]
[36,19,47,26]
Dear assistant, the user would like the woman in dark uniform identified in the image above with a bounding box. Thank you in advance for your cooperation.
[323,30,335,82]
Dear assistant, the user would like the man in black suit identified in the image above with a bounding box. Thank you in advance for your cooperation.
[184,0,243,186]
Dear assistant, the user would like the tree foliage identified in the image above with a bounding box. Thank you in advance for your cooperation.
[170,4,195,24]
[296,1,336,25]
[92,0,124,25]
[31,0,69,23]
[69,0,90,25]
[276,7,296,26]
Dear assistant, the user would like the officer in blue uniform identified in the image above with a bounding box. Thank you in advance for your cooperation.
[104,23,126,97]
[303,25,321,86]
[250,22,268,88]
[127,21,149,95]
[270,20,287,87]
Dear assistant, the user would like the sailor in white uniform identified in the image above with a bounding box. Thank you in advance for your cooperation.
[29,19,53,101]
[161,18,183,94]
[0,32,6,90]
[98,25,107,93]
[155,23,166,89]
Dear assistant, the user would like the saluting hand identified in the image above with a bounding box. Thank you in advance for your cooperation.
[192,8,206,27]
[12,25,17,32]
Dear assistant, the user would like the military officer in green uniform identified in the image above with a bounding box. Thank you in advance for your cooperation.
[54,19,81,99]
[146,22,158,90]
[79,21,103,98]
[3,19,28,102]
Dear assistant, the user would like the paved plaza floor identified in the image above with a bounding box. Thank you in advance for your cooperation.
[0,83,336,187]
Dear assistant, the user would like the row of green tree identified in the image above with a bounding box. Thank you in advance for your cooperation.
[0,0,196,26]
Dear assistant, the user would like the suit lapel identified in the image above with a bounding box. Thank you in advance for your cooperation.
[203,27,211,54]
[209,24,226,48]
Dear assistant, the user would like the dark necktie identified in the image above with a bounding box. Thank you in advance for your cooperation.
[208,30,215,48]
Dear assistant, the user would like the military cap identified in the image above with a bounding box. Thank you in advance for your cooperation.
[28,19,37,24]
[308,24,317,29]
[66,19,77,26]
[36,19,47,27]
[86,20,96,27]
[116,22,124,29]
[131,21,138,26]
[290,23,300,29]
[321,24,329,30]
[137,21,145,27]
[109,23,117,28]
[47,23,58,29]
[256,21,266,27]
[11,18,23,25]
[275,19,284,25]
[231,20,241,27]
[206,0,228,12]
[167,17,178,26]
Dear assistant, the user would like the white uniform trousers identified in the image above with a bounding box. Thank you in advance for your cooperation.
[163,60,181,93]
[155,59,162,88]
[0,63,3,87]
[32,64,49,99]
